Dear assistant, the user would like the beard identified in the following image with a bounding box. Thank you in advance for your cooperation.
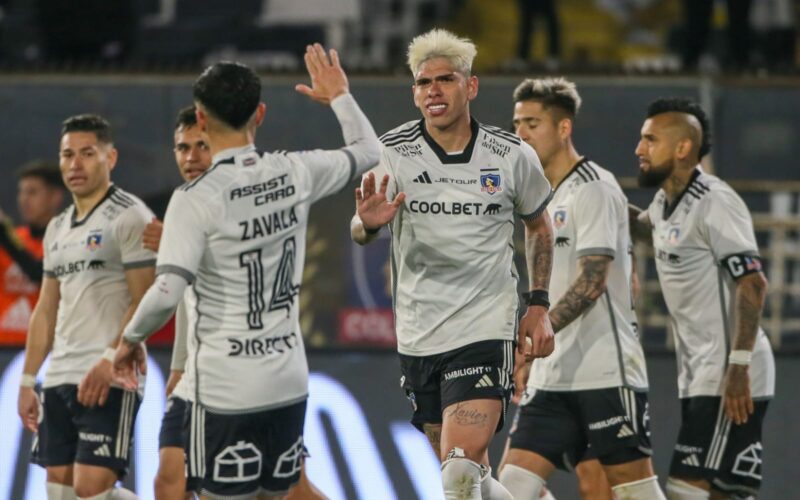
[637,161,673,188]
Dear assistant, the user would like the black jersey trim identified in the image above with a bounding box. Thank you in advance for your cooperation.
[123,259,156,270]
[605,292,629,388]
[576,247,616,258]
[479,125,521,145]
[421,117,480,164]
[662,168,702,219]
[577,163,599,181]
[180,157,236,192]
[44,270,56,278]
[70,185,118,228]
[553,157,589,192]
[157,264,195,284]
[380,122,421,142]
[383,132,423,147]
[519,189,554,221]
[110,192,134,209]
[717,269,731,368]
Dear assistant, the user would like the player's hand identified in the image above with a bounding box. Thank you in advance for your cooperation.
[165,370,183,397]
[512,351,532,405]
[518,305,554,359]
[113,339,147,392]
[78,358,114,407]
[295,43,349,105]
[723,364,753,425]
[17,386,40,433]
[142,217,163,252]
[355,172,406,231]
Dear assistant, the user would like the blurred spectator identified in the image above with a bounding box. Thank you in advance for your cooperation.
[36,0,139,61]
[751,0,796,71]
[516,0,561,66]
[681,0,753,71]
[0,161,64,346]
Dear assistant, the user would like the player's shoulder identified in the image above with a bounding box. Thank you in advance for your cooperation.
[178,155,239,193]
[379,120,423,147]
[696,170,748,212]
[106,186,154,223]
[477,122,522,147]
[569,159,612,188]
[47,205,73,233]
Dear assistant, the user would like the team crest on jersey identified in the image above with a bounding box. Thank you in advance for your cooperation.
[480,173,503,194]
[667,227,680,245]
[86,231,103,251]
[553,210,567,229]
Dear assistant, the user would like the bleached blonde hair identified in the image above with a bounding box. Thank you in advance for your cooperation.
[407,28,477,76]
[512,77,582,117]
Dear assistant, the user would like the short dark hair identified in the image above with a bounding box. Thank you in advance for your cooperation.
[193,62,261,130]
[61,114,113,144]
[647,97,712,158]
[174,105,198,130]
[16,160,64,189]
[513,77,582,119]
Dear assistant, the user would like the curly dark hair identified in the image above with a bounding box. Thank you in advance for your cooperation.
[647,97,712,158]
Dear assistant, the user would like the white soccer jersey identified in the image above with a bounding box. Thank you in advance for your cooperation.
[157,140,360,412]
[376,118,552,356]
[42,185,156,388]
[169,297,193,401]
[529,159,648,391]
[647,167,775,399]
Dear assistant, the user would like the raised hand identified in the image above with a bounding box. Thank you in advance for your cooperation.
[356,172,406,231]
[295,43,349,105]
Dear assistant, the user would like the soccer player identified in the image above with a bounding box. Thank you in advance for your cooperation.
[0,162,64,346]
[633,98,775,500]
[114,45,380,500]
[498,78,663,500]
[17,114,155,500]
[351,29,555,500]
[147,106,212,500]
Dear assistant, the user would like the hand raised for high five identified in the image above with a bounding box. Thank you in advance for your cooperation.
[356,172,406,232]
[295,43,349,105]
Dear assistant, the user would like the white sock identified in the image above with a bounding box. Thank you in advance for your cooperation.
[498,464,546,500]
[46,482,77,500]
[611,475,666,500]
[441,456,482,500]
[665,478,710,500]
[540,489,557,500]
[479,466,513,500]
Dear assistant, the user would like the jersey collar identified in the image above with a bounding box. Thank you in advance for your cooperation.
[420,117,479,165]
[70,184,117,228]
[212,144,257,166]
[553,156,589,192]
[662,166,702,219]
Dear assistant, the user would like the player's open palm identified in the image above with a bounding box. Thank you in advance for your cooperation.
[295,43,348,105]
[356,172,406,230]
[17,387,40,432]
[78,358,114,407]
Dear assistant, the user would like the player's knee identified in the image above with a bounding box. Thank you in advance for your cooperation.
[46,482,77,500]
[665,477,710,500]
[441,453,482,500]
[498,463,547,500]
[610,475,665,500]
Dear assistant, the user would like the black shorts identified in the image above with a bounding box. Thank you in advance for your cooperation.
[159,395,188,449]
[669,396,769,497]
[398,339,514,433]
[32,384,140,477]
[185,400,307,499]
[509,387,651,470]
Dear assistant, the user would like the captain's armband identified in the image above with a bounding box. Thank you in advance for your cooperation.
[721,254,763,279]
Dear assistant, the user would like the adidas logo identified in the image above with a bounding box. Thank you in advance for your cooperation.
[474,374,493,388]
[94,444,111,457]
[616,424,634,438]
[682,454,701,467]
[413,171,433,184]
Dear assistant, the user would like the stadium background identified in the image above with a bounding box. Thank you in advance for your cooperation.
[0,1,797,498]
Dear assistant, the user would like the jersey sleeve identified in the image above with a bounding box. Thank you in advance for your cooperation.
[573,182,622,258]
[156,189,211,283]
[42,218,57,278]
[514,141,553,220]
[701,189,761,274]
[114,204,157,269]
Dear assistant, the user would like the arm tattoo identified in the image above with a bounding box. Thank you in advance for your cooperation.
[732,273,767,351]
[549,255,611,333]
[525,215,553,291]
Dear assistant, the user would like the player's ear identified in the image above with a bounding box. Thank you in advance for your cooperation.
[254,103,266,127]
[195,105,208,132]
[675,137,692,161]
[106,146,118,171]
[559,117,572,140]
[467,75,479,100]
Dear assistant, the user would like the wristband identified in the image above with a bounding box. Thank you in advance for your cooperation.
[364,225,381,235]
[102,347,116,363]
[728,350,752,366]
[20,373,36,388]
[522,290,550,309]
